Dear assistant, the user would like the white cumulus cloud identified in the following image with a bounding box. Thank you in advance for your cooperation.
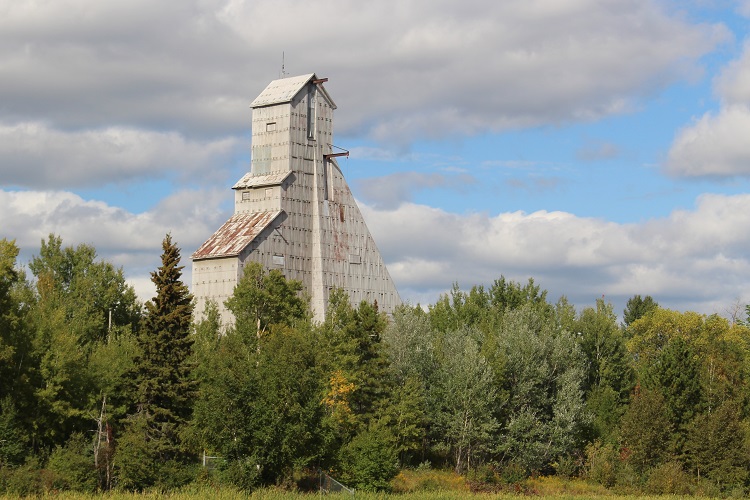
[667,40,750,177]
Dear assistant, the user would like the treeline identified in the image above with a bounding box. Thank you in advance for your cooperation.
[2,235,750,495]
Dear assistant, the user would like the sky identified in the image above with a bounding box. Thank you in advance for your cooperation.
[2,0,750,319]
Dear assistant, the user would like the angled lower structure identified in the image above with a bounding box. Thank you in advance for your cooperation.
[192,74,401,325]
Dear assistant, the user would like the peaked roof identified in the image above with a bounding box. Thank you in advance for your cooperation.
[250,73,336,109]
[192,210,283,260]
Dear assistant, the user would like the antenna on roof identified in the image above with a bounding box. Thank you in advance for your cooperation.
[280,52,287,78]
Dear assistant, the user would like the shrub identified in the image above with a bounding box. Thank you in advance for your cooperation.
[338,424,398,492]
[46,432,97,492]
[584,441,618,487]
[645,461,693,495]
[499,461,526,485]
[0,459,43,496]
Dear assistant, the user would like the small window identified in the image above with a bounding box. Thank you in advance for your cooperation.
[266,122,276,132]
[265,188,273,198]
[273,254,285,266]
[242,191,251,200]
[349,254,361,265]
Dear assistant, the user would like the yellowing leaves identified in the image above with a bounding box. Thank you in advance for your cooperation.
[322,370,356,427]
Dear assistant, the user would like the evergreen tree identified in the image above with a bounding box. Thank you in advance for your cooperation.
[623,294,658,328]
[645,336,704,431]
[619,385,673,475]
[118,234,194,487]
[684,401,749,488]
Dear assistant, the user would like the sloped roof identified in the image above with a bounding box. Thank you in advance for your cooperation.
[232,171,292,190]
[250,73,336,109]
[192,210,283,260]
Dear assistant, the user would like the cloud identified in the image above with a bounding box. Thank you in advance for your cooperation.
[4,186,750,318]
[360,192,750,315]
[576,140,622,161]
[0,0,729,148]
[0,122,243,188]
[665,105,750,176]
[714,39,750,104]
[666,40,750,177]
[0,188,229,301]
[355,171,477,209]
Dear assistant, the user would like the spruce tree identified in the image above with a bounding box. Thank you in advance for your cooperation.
[120,234,194,484]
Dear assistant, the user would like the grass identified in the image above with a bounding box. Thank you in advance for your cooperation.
[0,470,726,499]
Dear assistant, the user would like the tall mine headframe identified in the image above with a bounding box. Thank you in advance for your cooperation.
[192,74,401,325]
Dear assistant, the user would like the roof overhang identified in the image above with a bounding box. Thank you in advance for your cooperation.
[232,171,293,190]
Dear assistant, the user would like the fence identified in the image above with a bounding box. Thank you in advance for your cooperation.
[318,469,354,495]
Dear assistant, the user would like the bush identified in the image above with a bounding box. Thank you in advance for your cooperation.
[219,457,262,492]
[46,432,97,492]
[0,459,43,496]
[499,461,526,485]
[584,441,618,487]
[338,424,398,492]
[645,461,693,495]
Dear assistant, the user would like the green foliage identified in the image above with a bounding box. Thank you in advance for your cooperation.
[225,262,306,341]
[120,234,195,489]
[338,423,399,492]
[47,432,97,492]
[319,291,391,434]
[622,294,658,327]
[29,234,141,347]
[0,458,43,496]
[575,299,634,443]
[619,386,673,475]
[0,396,27,466]
[495,306,589,474]
[584,441,619,487]
[27,235,141,449]
[431,326,498,473]
[6,233,750,496]
[644,461,693,495]
[644,336,704,432]
[115,413,159,490]
[381,376,428,465]
[684,401,749,489]
[192,278,322,487]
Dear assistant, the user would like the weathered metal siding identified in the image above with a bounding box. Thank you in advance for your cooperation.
[192,257,240,325]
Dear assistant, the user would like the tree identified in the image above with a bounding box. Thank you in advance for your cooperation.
[119,234,194,488]
[684,401,749,488]
[338,422,398,492]
[623,295,658,328]
[575,299,634,442]
[619,385,673,475]
[27,235,141,449]
[644,336,704,433]
[495,305,589,474]
[319,291,390,431]
[191,273,322,487]
[431,326,498,473]
[0,239,35,447]
[225,262,306,342]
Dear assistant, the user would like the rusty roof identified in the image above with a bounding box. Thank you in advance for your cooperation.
[192,210,282,260]
[250,73,336,109]
[233,171,292,190]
